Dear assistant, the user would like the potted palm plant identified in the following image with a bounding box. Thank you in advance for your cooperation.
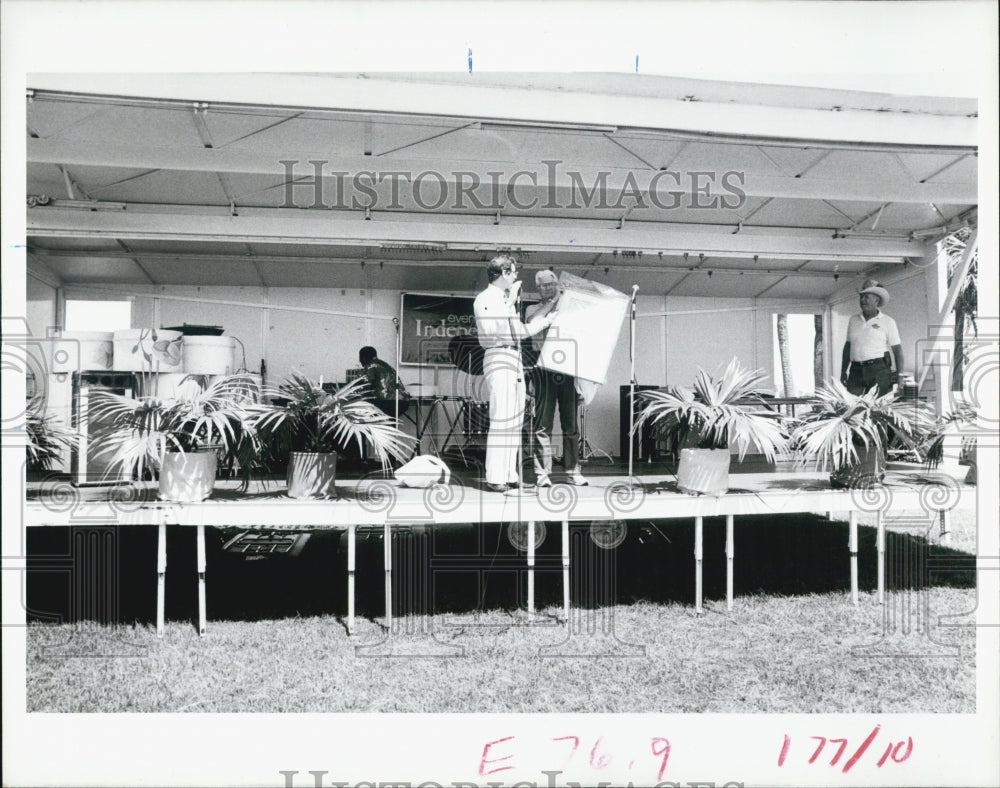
[789,380,919,488]
[88,374,259,501]
[25,395,74,474]
[634,358,789,495]
[918,403,977,484]
[247,373,413,499]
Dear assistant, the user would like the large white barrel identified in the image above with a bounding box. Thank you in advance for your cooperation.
[49,331,114,373]
[183,336,236,375]
[113,329,184,372]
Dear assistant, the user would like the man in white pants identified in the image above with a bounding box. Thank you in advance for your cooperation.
[473,255,555,493]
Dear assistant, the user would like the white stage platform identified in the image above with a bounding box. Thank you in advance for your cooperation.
[24,469,971,637]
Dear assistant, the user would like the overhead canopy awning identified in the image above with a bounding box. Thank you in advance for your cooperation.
[25,73,978,298]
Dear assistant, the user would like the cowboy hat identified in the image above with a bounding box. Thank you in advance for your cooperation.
[859,279,890,306]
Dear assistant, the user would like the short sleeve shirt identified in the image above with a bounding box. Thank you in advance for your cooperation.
[474,284,518,348]
[847,311,901,362]
[363,358,408,399]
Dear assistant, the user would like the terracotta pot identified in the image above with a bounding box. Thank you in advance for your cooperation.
[159,450,217,502]
[676,447,731,496]
[287,451,338,499]
[830,444,886,489]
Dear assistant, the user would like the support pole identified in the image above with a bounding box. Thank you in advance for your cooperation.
[393,317,401,425]
[695,516,704,613]
[196,524,206,635]
[562,519,570,622]
[347,523,356,635]
[725,514,734,611]
[939,509,951,545]
[876,510,885,605]
[527,520,535,618]
[156,523,166,637]
[849,510,859,605]
[384,522,392,630]
[627,285,641,486]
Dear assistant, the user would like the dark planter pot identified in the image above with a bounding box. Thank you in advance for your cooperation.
[676,447,731,496]
[830,444,886,489]
[287,451,338,499]
[159,450,218,502]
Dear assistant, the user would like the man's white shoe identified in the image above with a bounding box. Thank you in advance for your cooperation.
[567,470,589,486]
[536,474,552,488]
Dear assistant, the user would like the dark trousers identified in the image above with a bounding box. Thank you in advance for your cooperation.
[846,359,893,396]
[530,367,580,476]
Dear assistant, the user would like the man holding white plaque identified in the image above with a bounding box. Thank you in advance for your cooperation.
[525,269,587,487]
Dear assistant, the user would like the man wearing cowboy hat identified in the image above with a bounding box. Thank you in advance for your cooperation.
[840,279,904,396]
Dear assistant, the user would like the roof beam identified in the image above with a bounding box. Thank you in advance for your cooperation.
[25,75,977,148]
[27,247,864,279]
[26,139,978,205]
[27,206,924,262]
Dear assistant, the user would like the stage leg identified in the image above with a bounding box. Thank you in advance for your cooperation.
[196,524,207,635]
[527,520,535,619]
[384,523,392,629]
[156,523,166,637]
[876,510,885,605]
[347,523,356,635]
[694,516,703,614]
[939,509,951,545]
[849,510,858,605]
[562,519,570,623]
[725,514,734,611]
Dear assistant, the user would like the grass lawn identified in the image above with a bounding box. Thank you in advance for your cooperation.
[24,508,978,714]
[25,590,976,714]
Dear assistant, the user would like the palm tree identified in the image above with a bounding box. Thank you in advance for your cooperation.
[776,314,794,396]
[943,226,977,391]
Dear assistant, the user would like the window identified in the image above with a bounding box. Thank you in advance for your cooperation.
[65,300,131,332]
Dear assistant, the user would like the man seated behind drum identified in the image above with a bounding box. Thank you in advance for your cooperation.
[358,346,410,415]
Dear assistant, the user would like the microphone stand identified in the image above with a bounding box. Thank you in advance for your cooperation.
[509,281,532,496]
[393,317,401,426]
[626,284,643,489]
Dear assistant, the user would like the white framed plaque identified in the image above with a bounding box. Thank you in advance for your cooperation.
[537,271,630,384]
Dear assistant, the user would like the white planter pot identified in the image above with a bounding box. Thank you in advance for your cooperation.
[159,450,217,502]
[287,452,338,499]
[830,444,886,489]
[676,447,731,496]
[49,331,114,373]
[183,336,236,375]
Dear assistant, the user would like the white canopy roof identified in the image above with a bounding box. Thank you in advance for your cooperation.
[26,72,977,298]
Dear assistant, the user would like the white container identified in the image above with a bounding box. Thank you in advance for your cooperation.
[49,331,113,373]
[183,335,236,375]
[113,328,184,372]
